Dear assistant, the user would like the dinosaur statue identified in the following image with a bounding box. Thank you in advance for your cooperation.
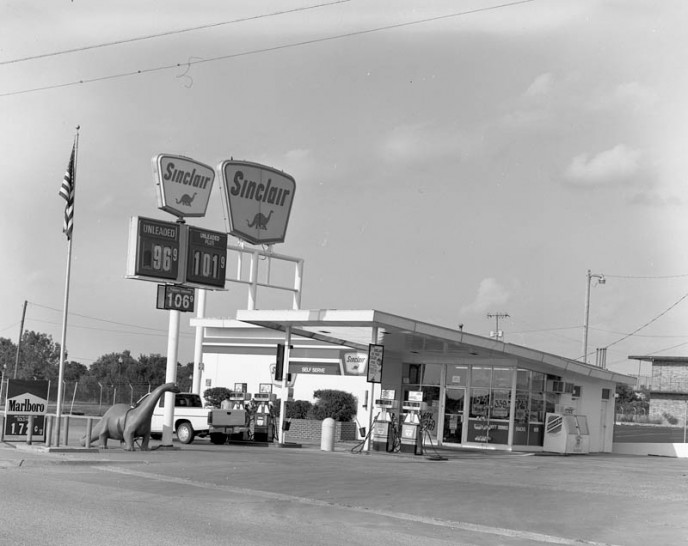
[81,382,180,451]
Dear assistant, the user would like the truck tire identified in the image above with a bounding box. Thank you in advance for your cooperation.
[176,421,195,444]
[210,432,228,445]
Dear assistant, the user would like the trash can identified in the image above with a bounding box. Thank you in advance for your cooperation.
[321,418,335,451]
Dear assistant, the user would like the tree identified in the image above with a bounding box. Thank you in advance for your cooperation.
[64,361,88,382]
[16,330,61,381]
[176,362,194,392]
[89,351,130,385]
[616,383,637,405]
[136,353,168,385]
[0,337,16,378]
[309,389,357,422]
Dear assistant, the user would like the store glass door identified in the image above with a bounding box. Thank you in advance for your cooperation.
[442,387,465,444]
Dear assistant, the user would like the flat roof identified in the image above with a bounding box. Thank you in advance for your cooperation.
[224,309,635,385]
[629,355,688,363]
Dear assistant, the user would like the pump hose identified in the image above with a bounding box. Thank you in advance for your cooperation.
[421,426,448,461]
[350,425,374,454]
[350,411,379,454]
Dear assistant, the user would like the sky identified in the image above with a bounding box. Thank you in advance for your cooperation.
[1,0,687,379]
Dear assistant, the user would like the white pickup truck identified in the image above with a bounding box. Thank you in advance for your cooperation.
[144,392,210,444]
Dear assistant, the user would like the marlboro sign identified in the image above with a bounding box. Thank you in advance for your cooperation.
[218,160,296,245]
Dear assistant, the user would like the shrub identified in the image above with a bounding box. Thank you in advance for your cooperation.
[662,412,679,425]
[271,399,312,419]
[287,400,313,419]
[203,387,231,408]
[309,389,357,422]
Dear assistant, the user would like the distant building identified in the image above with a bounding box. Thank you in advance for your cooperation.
[629,356,688,424]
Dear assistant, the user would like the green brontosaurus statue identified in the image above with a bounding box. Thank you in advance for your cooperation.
[81,382,180,451]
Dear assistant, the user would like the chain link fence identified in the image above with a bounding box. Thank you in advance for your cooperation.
[0,379,161,416]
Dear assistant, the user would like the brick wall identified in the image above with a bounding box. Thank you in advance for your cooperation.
[283,419,357,443]
[652,362,688,393]
[650,393,688,425]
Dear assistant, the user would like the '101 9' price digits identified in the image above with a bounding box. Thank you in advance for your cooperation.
[190,250,225,279]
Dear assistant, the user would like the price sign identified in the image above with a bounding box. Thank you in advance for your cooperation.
[4,415,45,441]
[185,226,227,288]
[156,284,195,312]
[127,217,181,282]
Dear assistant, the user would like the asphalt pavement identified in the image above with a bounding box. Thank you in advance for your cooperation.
[2,422,688,546]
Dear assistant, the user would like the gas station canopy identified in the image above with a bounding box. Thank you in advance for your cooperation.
[233,309,635,385]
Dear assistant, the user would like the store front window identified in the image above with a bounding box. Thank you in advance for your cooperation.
[511,370,551,446]
[401,363,442,442]
[466,366,513,445]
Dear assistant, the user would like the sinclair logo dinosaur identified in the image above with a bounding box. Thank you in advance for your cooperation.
[153,154,216,218]
[218,160,296,245]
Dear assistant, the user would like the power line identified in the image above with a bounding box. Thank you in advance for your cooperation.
[605,273,688,279]
[0,0,536,98]
[603,291,688,351]
[0,1,351,66]
[28,301,178,334]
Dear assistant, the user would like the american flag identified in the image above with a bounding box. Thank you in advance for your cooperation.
[59,144,76,239]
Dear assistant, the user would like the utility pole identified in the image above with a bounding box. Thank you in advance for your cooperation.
[487,313,510,341]
[13,300,27,379]
[583,270,606,364]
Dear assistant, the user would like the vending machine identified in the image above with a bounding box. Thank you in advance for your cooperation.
[543,412,590,454]
[252,383,276,442]
[372,389,398,452]
[400,390,425,455]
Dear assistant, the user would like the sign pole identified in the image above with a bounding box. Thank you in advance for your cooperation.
[366,327,379,452]
[278,327,291,445]
[192,288,206,395]
[161,309,180,447]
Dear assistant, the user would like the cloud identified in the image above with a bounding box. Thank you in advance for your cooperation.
[524,73,554,98]
[459,278,511,315]
[613,81,657,107]
[379,123,480,165]
[564,144,641,185]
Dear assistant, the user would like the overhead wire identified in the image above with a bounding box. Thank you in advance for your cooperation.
[0,0,536,98]
[602,291,688,351]
[604,273,688,280]
[25,301,196,341]
[0,0,352,66]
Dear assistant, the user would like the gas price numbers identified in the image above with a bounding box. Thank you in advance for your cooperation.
[186,226,228,288]
[157,284,195,312]
[130,217,180,281]
[127,217,228,289]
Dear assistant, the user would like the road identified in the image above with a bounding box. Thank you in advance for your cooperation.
[1,439,688,545]
[614,424,688,443]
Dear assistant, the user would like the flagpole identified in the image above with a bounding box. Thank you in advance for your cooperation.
[55,126,79,447]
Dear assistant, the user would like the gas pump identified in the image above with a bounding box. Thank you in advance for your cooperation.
[372,389,398,452]
[228,384,251,440]
[251,383,276,442]
[400,390,425,455]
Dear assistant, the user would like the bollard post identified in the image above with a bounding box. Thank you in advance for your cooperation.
[321,417,335,452]
[0,415,4,442]
[26,415,34,445]
[45,416,53,447]
[63,415,70,446]
[85,418,93,448]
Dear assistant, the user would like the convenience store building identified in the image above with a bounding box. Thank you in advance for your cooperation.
[194,308,635,453]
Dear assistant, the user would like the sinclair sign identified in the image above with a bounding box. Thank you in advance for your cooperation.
[153,154,215,218]
[218,160,296,245]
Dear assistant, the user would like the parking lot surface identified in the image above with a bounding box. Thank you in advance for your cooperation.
[2,425,688,546]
